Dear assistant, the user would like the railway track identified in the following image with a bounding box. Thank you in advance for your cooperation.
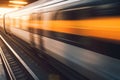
[0,47,34,80]
[0,35,39,80]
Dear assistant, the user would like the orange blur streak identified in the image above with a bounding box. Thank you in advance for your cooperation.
[29,17,120,40]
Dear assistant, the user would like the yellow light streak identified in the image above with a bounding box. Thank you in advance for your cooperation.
[9,1,28,5]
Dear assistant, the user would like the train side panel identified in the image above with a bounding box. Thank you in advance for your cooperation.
[4,0,120,80]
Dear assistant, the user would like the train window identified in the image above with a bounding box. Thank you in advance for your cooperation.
[56,1,120,20]
[56,7,95,20]
[42,12,56,20]
[30,13,41,20]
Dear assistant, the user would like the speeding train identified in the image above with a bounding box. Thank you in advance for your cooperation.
[0,0,120,80]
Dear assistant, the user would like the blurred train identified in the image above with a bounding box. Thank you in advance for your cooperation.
[0,0,120,80]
